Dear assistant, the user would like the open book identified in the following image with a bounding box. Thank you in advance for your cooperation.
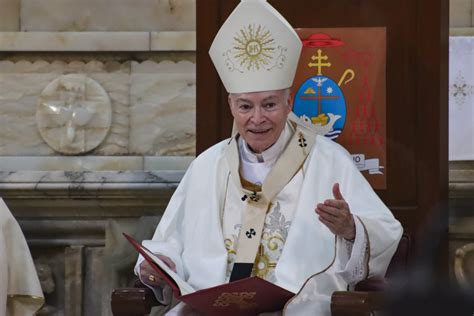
[124,233,295,316]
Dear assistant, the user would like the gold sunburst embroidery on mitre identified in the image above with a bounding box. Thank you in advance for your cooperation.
[233,24,276,71]
[223,24,288,73]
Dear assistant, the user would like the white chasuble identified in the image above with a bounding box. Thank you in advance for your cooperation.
[0,199,44,316]
[135,115,402,316]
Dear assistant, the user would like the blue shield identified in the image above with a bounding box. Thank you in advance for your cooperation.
[293,76,347,140]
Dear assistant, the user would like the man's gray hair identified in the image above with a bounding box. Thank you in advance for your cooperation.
[229,88,291,100]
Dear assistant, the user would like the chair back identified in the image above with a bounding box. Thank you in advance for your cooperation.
[353,233,411,292]
[385,233,411,278]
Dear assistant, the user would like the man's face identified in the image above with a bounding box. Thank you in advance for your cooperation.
[228,89,292,153]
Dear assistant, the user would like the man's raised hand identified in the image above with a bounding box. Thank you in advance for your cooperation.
[315,183,356,240]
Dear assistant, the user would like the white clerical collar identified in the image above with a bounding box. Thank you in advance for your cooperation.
[239,123,291,164]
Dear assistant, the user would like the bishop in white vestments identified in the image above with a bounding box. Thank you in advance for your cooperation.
[135,1,403,315]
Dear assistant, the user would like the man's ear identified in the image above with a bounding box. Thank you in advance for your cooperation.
[228,94,233,112]
[286,90,294,114]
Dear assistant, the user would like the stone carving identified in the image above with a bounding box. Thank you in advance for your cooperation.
[36,262,56,294]
[36,74,112,154]
[35,262,58,315]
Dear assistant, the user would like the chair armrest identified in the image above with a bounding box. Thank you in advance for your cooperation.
[354,277,388,291]
[111,281,163,316]
[331,291,385,316]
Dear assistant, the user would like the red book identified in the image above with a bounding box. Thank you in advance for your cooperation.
[124,233,295,316]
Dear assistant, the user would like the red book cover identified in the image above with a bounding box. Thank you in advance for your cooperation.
[124,233,295,316]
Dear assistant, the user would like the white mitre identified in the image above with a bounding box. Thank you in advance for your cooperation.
[209,0,302,93]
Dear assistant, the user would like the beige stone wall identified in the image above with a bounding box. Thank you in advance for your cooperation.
[0,0,20,31]
[0,60,195,157]
[0,0,195,32]
[450,0,474,27]
[0,2,197,315]
[0,0,196,161]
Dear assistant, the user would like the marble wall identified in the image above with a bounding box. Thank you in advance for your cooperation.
[21,0,195,32]
[0,0,20,31]
[0,0,197,159]
[0,60,195,157]
[450,0,474,27]
[0,1,197,315]
[0,0,195,32]
[0,2,197,161]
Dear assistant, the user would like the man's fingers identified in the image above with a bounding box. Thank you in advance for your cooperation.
[140,262,156,276]
[318,216,336,232]
[317,203,344,218]
[140,261,154,274]
[323,198,347,209]
[318,210,353,238]
[316,184,354,239]
[332,183,345,201]
[160,255,177,273]
[316,210,337,224]
[139,264,161,285]
[317,203,352,230]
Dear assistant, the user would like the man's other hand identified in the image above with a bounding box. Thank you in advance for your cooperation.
[139,254,177,287]
[315,183,356,240]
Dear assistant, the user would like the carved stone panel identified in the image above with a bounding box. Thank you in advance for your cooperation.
[36,74,112,155]
[0,61,131,156]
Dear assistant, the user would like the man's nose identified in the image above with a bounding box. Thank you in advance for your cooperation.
[250,107,266,124]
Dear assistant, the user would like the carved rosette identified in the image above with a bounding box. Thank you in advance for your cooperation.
[36,74,112,155]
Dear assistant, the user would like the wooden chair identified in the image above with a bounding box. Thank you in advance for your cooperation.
[111,279,162,316]
[111,234,410,316]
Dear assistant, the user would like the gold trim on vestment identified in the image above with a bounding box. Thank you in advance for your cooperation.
[7,294,43,300]
[356,216,372,279]
[240,177,262,192]
[7,294,45,313]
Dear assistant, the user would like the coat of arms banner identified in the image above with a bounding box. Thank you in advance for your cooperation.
[292,27,387,189]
